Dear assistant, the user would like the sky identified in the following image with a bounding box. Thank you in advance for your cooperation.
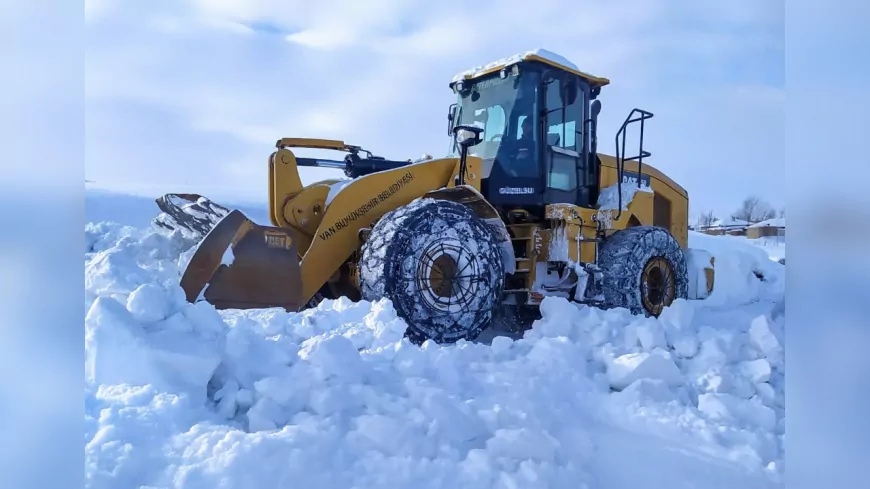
[85,0,784,220]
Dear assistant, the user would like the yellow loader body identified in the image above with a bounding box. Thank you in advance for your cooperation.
[174,138,497,311]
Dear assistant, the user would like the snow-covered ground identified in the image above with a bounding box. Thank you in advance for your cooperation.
[84,187,785,489]
[744,236,786,263]
[694,233,786,263]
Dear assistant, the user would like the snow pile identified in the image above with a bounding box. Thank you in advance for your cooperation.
[520,298,784,475]
[84,221,198,312]
[729,234,786,263]
[595,182,653,212]
[84,204,784,488]
[595,301,785,474]
[685,247,714,299]
[689,231,784,307]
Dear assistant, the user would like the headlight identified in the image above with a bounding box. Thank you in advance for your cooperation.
[456,128,479,145]
[452,124,483,148]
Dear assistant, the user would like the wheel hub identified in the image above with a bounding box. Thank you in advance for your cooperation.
[641,256,676,316]
[415,239,482,315]
[428,253,459,298]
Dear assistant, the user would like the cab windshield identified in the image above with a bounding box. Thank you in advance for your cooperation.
[450,71,541,177]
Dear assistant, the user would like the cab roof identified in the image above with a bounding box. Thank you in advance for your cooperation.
[450,49,611,88]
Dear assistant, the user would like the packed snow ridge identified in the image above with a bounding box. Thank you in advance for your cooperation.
[84,202,785,489]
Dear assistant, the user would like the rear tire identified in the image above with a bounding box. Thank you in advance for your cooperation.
[597,226,688,316]
[359,198,505,344]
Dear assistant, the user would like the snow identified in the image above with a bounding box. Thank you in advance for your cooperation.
[85,185,272,229]
[745,236,786,262]
[749,217,785,228]
[605,349,683,390]
[685,248,714,299]
[84,186,786,489]
[688,231,784,307]
[452,48,582,82]
[546,224,572,262]
[126,284,172,323]
[595,181,653,212]
[698,393,777,432]
[740,359,772,384]
[221,246,235,265]
[709,217,751,229]
[699,233,786,263]
[325,179,353,205]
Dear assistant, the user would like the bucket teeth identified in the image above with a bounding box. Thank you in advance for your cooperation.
[153,193,231,241]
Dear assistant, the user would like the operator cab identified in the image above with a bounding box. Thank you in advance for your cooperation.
[447,54,607,215]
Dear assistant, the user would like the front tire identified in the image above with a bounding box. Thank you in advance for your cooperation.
[359,198,505,344]
[597,226,688,316]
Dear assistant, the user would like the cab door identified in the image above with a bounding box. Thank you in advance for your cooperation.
[542,76,592,208]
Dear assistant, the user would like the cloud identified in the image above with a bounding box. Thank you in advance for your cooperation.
[86,0,784,216]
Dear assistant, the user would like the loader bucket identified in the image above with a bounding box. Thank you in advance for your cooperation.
[180,209,304,311]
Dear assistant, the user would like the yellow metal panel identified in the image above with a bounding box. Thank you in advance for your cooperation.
[275,138,348,150]
[534,228,552,262]
[575,207,602,263]
[441,155,482,192]
[545,203,585,224]
[524,54,611,87]
[624,190,654,226]
[281,183,333,255]
[425,183,494,219]
[269,149,304,227]
[459,156,482,191]
[546,225,582,263]
[545,204,601,264]
[579,225,596,264]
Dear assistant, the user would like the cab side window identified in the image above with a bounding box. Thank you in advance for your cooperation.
[545,78,583,152]
[544,78,584,192]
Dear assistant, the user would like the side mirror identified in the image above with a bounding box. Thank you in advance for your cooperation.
[588,100,602,162]
[447,104,458,136]
[453,124,484,148]
[591,99,602,118]
[561,80,578,106]
[589,100,602,143]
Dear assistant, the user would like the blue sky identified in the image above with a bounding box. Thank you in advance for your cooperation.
[85,0,784,220]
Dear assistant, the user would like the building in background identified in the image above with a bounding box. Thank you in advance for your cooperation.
[699,217,750,236]
[746,217,786,239]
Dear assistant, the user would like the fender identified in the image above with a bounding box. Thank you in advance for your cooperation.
[425,185,517,275]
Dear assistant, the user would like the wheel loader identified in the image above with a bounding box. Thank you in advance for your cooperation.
[156,50,715,344]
